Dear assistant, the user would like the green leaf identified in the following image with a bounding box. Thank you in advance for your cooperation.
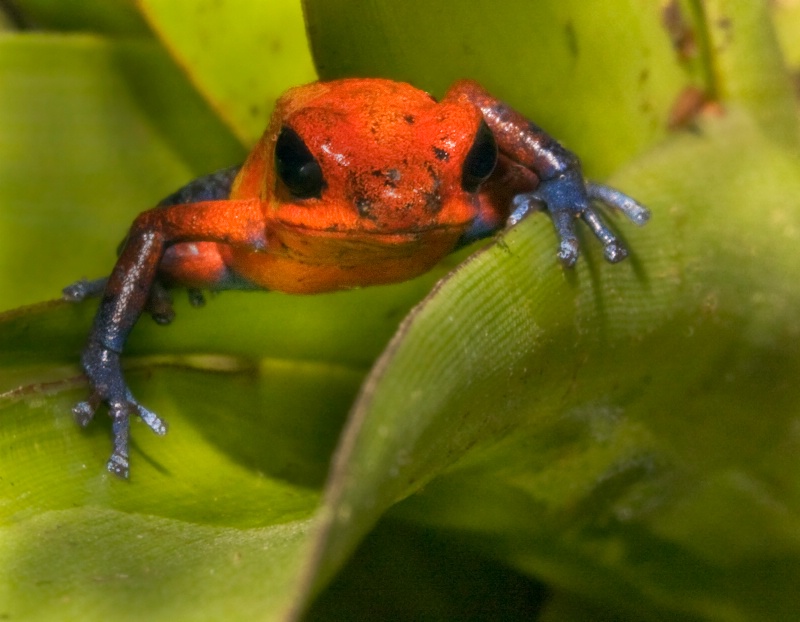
[771,0,800,77]
[702,0,798,147]
[9,0,151,36]
[293,1,800,619]
[0,30,455,622]
[2,1,800,621]
[1,509,317,620]
[0,34,244,311]
[302,106,800,620]
[138,0,317,145]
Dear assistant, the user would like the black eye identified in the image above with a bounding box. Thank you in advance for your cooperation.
[275,126,326,199]
[461,120,497,193]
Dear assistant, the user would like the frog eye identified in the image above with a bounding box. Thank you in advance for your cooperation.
[275,126,326,199]
[461,120,497,193]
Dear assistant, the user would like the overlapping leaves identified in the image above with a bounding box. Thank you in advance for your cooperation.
[0,1,798,620]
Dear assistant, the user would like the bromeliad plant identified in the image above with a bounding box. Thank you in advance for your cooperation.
[0,1,799,620]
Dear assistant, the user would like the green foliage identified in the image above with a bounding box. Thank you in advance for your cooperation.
[0,1,798,620]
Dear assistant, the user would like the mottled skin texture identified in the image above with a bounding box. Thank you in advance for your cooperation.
[64,78,650,478]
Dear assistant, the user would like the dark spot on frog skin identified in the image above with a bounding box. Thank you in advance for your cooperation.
[371,168,402,187]
[423,163,443,214]
[433,147,450,161]
[356,196,374,218]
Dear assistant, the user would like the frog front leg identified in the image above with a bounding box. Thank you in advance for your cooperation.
[446,80,649,266]
[75,198,266,478]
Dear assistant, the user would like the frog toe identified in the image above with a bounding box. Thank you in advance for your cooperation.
[107,450,130,479]
[72,399,97,427]
[587,182,651,226]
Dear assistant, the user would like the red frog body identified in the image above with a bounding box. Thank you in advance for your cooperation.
[64,78,650,477]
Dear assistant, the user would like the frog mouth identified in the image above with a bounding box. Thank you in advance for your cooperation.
[277,220,467,239]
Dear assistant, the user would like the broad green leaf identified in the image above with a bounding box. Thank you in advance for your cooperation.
[304,107,800,620]
[138,0,317,145]
[2,1,800,621]
[1,511,317,620]
[0,283,456,620]
[0,35,244,311]
[0,327,323,619]
[288,1,800,620]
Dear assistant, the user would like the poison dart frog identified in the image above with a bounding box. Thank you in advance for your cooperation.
[63,78,650,478]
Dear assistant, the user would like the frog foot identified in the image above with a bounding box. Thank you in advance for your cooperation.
[513,175,650,267]
[74,342,167,478]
